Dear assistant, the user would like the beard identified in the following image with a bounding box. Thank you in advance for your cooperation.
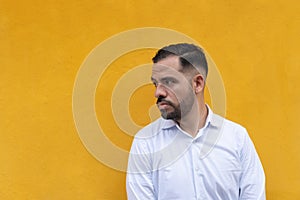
[159,102,181,120]
[156,95,195,121]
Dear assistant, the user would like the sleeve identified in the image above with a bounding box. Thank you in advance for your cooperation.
[239,129,266,200]
[126,137,156,200]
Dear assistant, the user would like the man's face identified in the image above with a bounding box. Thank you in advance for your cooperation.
[151,56,196,121]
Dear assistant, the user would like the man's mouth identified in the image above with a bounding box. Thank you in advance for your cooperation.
[157,101,173,109]
[158,101,168,106]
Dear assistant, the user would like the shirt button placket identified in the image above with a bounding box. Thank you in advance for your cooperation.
[195,141,207,200]
[191,142,200,199]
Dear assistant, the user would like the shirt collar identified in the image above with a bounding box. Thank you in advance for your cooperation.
[161,118,177,130]
[207,105,224,129]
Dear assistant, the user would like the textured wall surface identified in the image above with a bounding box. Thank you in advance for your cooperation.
[0,0,299,199]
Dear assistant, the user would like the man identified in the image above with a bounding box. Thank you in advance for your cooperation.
[126,43,265,200]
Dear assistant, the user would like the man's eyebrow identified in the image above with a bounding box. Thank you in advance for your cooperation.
[151,76,178,82]
[161,77,176,81]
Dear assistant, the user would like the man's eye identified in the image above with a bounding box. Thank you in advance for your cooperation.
[163,79,175,86]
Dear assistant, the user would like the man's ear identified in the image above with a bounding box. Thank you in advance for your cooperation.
[193,74,205,94]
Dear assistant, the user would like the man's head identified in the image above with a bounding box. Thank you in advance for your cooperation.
[151,43,208,121]
[152,43,208,80]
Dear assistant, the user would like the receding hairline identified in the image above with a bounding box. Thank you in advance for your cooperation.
[153,54,207,80]
[152,43,208,79]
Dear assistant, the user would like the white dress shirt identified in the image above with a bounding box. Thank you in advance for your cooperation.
[126,106,265,200]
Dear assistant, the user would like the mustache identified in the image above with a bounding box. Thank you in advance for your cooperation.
[156,97,173,106]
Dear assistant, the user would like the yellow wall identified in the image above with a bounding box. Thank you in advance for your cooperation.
[1,0,299,199]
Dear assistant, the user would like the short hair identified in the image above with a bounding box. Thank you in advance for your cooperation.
[152,43,208,79]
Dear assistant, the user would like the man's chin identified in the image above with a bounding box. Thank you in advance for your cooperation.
[160,110,169,119]
[160,110,180,121]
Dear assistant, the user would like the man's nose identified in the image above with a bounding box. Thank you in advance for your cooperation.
[154,84,167,98]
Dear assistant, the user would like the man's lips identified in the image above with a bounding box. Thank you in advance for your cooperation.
[158,102,168,106]
[157,101,172,108]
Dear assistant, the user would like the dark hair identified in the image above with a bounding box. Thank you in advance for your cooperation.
[152,43,208,79]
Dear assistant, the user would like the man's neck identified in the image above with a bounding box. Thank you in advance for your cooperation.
[177,103,208,137]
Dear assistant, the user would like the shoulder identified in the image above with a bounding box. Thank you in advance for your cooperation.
[212,113,247,134]
[134,117,175,139]
[131,117,176,152]
[210,113,250,150]
[129,117,175,153]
